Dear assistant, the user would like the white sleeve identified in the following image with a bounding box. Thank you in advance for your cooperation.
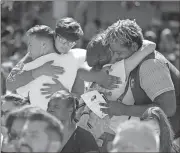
[71,48,87,68]
[23,53,57,71]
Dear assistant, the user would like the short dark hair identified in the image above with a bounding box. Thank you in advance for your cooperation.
[49,90,77,121]
[103,19,144,50]
[26,25,54,40]
[86,31,111,70]
[55,17,83,42]
[5,106,64,142]
[1,93,30,106]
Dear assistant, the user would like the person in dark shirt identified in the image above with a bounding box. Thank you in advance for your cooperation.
[47,90,99,153]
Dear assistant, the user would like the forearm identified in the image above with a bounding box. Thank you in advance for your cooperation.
[123,103,159,117]
[71,75,85,98]
[77,68,99,83]
[124,40,156,76]
[6,69,34,92]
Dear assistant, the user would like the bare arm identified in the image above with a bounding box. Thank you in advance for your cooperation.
[71,74,85,98]
[123,91,176,117]
[124,40,156,77]
[6,53,34,92]
[77,62,121,90]
[6,53,64,92]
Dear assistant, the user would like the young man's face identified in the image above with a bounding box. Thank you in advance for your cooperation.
[12,120,61,152]
[109,42,134,63]
[54,35,75,54]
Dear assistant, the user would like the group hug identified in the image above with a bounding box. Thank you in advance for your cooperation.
[1,17,180,152]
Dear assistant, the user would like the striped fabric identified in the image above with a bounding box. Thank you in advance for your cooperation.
[139,59,175,101]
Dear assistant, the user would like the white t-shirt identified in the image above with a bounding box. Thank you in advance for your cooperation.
[16,49,86,110]
[88,60,139,133]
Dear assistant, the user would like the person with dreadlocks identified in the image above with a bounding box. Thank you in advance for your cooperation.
[98,19,180,140]
[141,107,180,153]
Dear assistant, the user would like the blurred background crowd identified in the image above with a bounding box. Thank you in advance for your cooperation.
[1,1,180,95]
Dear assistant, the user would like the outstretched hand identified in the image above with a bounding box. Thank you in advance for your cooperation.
[99,100,126,117]
[95,71,122,90]
[40,78,68,99]
[33,61,65,79]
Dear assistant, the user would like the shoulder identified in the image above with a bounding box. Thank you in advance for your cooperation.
[139,58,169,76]
[70,48,87,58]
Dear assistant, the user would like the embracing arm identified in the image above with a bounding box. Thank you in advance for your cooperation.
[6,53,34,92]
[124,40,156,77]
[123,91,176,117]
[71,74,85,98]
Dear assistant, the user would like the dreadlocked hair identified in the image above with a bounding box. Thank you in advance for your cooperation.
[103,19,144,50]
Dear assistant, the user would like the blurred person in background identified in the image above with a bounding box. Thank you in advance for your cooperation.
[82,18,102,49]
[159,28,176,55]
[144,30,157,45]
[4,106,64,152]
[47,90,99,153]
[11,29,27,57]
[109,120,159,152]
[1,94,30,152]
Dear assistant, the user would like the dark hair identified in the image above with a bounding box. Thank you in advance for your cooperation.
[5,106,64,143]
[1,93,30,106]
[86,31,111,70]
[26,25,54,40]
[50,90,77,121]
[103,19,144,50]
[55,17,83,42]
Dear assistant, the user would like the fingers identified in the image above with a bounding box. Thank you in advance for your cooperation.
[53,75,59,79]
[100,108,109,114]
[99,103,109,107]
[45,94,52,99]
[109,75,122,84]
[42,83,52,87]
[52,78,59,84]
[51,65,65,74]
[46,61,54,65]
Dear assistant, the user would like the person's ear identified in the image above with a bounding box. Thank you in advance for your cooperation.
[131,42,138,52]
[48,141,62,152]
